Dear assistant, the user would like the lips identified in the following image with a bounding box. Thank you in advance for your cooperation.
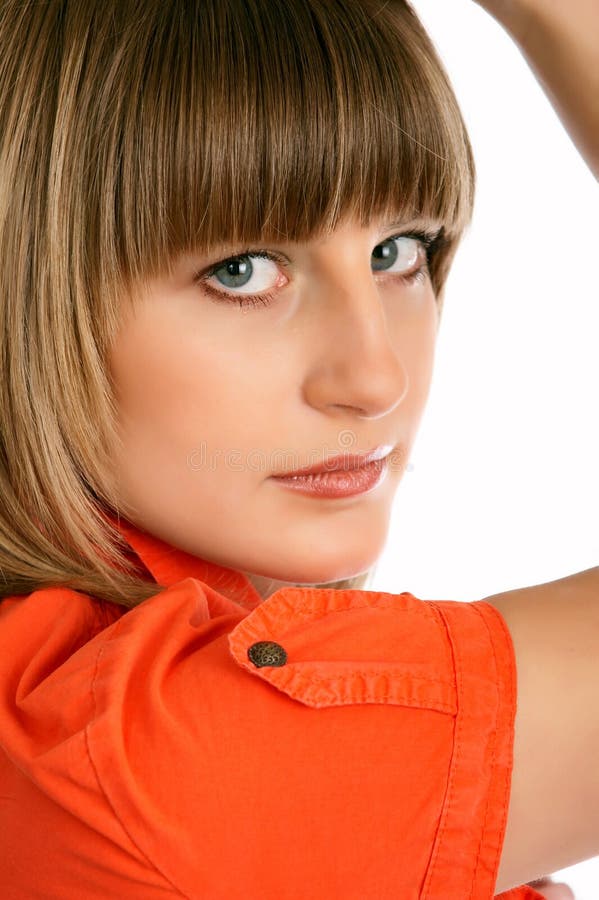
[271,445,394,478]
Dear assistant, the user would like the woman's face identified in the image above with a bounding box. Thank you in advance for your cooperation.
[107,215,440,598]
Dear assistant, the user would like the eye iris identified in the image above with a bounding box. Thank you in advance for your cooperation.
[372,239,398,272]
[215,257,252,288]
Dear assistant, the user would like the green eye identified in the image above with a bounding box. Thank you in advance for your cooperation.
[372,236,420,273]
[213,257,254,289]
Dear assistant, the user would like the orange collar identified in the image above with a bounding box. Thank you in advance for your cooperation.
[104,512,264,611]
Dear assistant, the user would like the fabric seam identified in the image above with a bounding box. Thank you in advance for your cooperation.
[466,602,502,900]
[420,601,461,899]
[473,601,519,898]
[233,591,439,640]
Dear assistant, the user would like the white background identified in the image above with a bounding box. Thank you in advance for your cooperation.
[369,1,599,896]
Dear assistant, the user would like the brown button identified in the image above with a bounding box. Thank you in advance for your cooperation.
[247,641,287,668]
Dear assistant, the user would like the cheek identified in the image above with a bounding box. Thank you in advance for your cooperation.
[388,289,438,401]
[107,308,291,488]
[409,316,437,394]
[107,323,245,516]
[110,310,238,430]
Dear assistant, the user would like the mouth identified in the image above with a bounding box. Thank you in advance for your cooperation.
[268,444,396,500]
[270,444,394,478]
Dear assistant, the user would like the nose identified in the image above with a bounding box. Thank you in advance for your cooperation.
[302,266,410,420]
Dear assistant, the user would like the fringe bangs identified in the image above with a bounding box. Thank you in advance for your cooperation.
[73,0,474,299]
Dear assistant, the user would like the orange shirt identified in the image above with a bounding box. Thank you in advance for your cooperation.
[0,515,544,899]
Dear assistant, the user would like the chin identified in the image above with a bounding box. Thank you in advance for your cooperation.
[272,558,374,587]
[241,537,383,589]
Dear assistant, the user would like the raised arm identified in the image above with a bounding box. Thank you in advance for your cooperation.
[464,2,598,892]
[473,0,599,179]
[482,566,599,892]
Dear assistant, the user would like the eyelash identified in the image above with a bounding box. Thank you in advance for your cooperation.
[193,228,446,310]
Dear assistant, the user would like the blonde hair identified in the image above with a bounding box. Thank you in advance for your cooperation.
[0,0,475,609]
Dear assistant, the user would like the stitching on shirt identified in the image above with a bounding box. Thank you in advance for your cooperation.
[276,670,454,686]
[420,603,460,900]
[264,592,439,634]
[466,604,500,900]
[306,696,455,712]
[292,594,439,620]
[85,630,191,900]
[488,602,518,887]
[468,603,516,899]
[267,682,456,711]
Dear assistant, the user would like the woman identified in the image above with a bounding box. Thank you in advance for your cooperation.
[0,1,596,897]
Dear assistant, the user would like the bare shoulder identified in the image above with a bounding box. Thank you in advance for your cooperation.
[482,566,599,893]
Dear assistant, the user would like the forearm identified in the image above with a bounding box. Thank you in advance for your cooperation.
[475,0,599,180]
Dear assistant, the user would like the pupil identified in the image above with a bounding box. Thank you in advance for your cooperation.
[372,239,398,272]
[217,257,252,287]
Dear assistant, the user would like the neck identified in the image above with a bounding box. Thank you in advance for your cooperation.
[242,570,304,601]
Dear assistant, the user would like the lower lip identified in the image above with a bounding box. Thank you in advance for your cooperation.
[270,457,389,498]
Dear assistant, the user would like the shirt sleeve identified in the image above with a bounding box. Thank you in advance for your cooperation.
[1,579,532,899]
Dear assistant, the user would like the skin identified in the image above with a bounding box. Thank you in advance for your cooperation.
[527,879,575,900]
[473,0,599,179]
[470,1,595,895]
[107,215,440,600]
